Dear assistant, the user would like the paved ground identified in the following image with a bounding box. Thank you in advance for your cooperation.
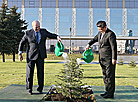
[93,86,138,102]
[117,55,138,63]
[0,84,138,102]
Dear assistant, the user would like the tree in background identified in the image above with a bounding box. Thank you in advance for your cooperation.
[0,3,28,62]
[0,3,10,62]
[7,5,28,62]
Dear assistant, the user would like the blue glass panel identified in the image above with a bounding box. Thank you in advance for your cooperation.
[46,2,56,8]
[7,0,22,8]
[59,8,72,36]
[108,1,122,8]
[24,8,39,29]
[110,9,122,36]
[75,0,89,8]
[42,8,55,33]
[92,0,106,8]
[135,2,138,8]
[93,9,106,36]
[127,9,138,36]
[76,8,89,36]
[59,1,72,8]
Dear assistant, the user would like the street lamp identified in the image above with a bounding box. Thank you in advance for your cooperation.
[69,27,72,54]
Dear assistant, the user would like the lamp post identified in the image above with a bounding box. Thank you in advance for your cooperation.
[69,27,72,54]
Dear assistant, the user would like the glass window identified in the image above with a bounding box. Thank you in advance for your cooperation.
[42,0,56,8]
[59,8,72,36]
[75,0,89,8]
[109,0,122,7]
[92,0,106,8]
[76,8,89,36]
[59,0,72,8]
[93,9,106,36]
[110,9,122,36]
[7,0,22,8]
[125,0,138,8]
[127,9,138,36]
[24,0,39,8]
[24,8,39,29]
[42,8,55,33]
[108,0,122,8]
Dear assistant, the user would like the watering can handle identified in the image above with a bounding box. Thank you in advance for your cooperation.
[59,41,63,50]
[84,48,92,56]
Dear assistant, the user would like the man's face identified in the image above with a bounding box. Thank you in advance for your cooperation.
[32,22,40,32]
[97,26,106,33]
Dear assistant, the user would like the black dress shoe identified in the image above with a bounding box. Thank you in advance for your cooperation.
[37,89,43,94]
[100,92,107,97]
[102,94,114,99]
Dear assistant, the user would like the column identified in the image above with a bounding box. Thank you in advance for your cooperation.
[21,0,25,20]
[55,8,59,34]
[122,8,127,36]
[106,8,110,28]
[38,0,42,27]
[38,8,42,27]
[72,8,76,36]
[89,8,93,36]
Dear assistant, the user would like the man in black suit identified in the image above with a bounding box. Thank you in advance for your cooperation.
[18,20,61,95]
[86,21,117,98]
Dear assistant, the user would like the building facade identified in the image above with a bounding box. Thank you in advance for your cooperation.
[1,0,138,53]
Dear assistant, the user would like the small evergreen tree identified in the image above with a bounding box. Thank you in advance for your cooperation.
[128,59,136,67]
[118,58,124,65]
[55,54,89,99]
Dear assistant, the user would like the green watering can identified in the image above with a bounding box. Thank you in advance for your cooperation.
[82,48,94,63]
[54,41,64,57]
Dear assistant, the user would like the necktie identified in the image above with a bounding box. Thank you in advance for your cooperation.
[100,33,104,41]
[36,32,39,43]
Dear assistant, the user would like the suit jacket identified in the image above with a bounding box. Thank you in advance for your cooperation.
[88,28,117,61]
[18,29,58,60]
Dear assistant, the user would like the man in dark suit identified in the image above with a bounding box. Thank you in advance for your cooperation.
[86,21,117,98]
[18,20,61,95]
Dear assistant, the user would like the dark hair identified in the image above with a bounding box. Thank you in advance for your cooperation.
[96,21,107,28]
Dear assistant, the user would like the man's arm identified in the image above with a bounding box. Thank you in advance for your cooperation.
[86,34,99,50]
[45,29,62,42]
[109,32,117,65]
[18,32,28,61]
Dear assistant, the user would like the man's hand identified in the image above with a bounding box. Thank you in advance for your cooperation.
[112,59,116,65]
[57,36,62,43]
[19,54,23,61]
[86,44,90,50]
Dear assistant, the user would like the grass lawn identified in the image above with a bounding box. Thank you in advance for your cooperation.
[0,60,138,89]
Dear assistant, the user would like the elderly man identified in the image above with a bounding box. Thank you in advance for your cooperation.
[18,20,61,95]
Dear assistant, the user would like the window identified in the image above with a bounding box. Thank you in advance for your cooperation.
[24,0,39,8]
[76,8,89,36]
[125,0,138,8]
[59,0,72,8]
[92,0,106,8]
[110,9,122,36]
[8,0,22,8]
[59,8,72,36]
[75,0,89,8]
[42,0,56,8]
[108,0,122,8]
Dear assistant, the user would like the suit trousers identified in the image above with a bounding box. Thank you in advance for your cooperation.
[26,54,44,91]
[100,60,116,96]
